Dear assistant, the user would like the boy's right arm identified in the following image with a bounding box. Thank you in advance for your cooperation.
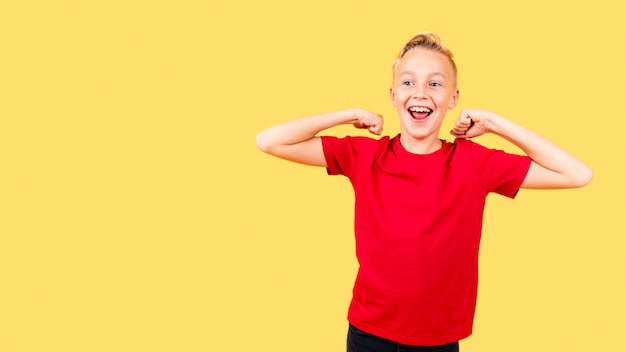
[255,108,383,166]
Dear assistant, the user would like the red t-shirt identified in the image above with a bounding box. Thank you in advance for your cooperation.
[322,135,531,346]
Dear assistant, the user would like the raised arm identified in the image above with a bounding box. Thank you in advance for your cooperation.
[256,108,383,166]
[450,109,593,189]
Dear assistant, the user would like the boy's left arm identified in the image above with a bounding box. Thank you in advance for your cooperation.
[450,109,593,189]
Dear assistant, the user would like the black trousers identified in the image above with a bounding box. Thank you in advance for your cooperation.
[347,325,460,352]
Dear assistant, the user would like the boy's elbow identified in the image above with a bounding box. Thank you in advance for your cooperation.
[255,132,284,156]
[255,132,273,154]
[579,167,594,187]
[571,165,593,188]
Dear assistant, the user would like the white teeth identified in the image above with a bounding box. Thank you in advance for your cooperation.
[409,106,431,112]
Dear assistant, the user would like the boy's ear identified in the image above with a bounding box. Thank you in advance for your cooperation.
[390,86,396,107]
[448,88,460,109]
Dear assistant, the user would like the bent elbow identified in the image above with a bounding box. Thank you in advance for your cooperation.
[255,132,273,154]
[572,166,594,188]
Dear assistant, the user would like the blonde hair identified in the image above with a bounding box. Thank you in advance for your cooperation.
[393,32,457,80]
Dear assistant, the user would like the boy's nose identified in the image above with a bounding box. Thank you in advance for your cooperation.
[411,88,428,99]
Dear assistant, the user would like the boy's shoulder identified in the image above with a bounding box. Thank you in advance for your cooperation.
[322,134,393,148]
[324,134,392,142]
[449,137,491,153]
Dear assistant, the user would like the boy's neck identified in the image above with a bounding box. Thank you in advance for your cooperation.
[399,134,444,155]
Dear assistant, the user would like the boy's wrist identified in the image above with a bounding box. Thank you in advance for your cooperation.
[345,108,363,125]
[488,112,525,140]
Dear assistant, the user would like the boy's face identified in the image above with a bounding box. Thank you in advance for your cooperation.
[390,48,459,145]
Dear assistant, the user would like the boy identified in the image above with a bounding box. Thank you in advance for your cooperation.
[256,32,592,352]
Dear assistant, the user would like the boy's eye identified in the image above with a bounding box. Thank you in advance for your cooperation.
[429,82,442,87]
[402,81,414,86]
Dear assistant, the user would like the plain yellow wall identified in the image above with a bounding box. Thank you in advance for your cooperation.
[1,1,624,351]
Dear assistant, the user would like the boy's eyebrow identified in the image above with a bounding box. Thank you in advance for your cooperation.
[397,70,448,79]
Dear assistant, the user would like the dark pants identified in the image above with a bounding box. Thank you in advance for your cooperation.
[347,325,460,352]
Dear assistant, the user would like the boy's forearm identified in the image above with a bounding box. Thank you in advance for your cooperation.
[489,114,592,187]
[256,109,359,150]
[490,114,571,167]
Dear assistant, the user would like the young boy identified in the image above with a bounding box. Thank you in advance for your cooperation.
[256,32,592,352]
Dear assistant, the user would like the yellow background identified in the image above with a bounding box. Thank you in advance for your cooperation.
[1,1,624,351]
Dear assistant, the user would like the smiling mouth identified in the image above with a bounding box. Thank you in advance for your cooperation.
[408,106,432,120]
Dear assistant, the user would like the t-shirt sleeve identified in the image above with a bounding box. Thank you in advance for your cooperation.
[321,135,378,178]
[465,139,532,198]
[321,135,353,176]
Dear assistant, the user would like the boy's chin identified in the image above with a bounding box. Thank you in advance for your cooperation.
[401,123,443,140]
